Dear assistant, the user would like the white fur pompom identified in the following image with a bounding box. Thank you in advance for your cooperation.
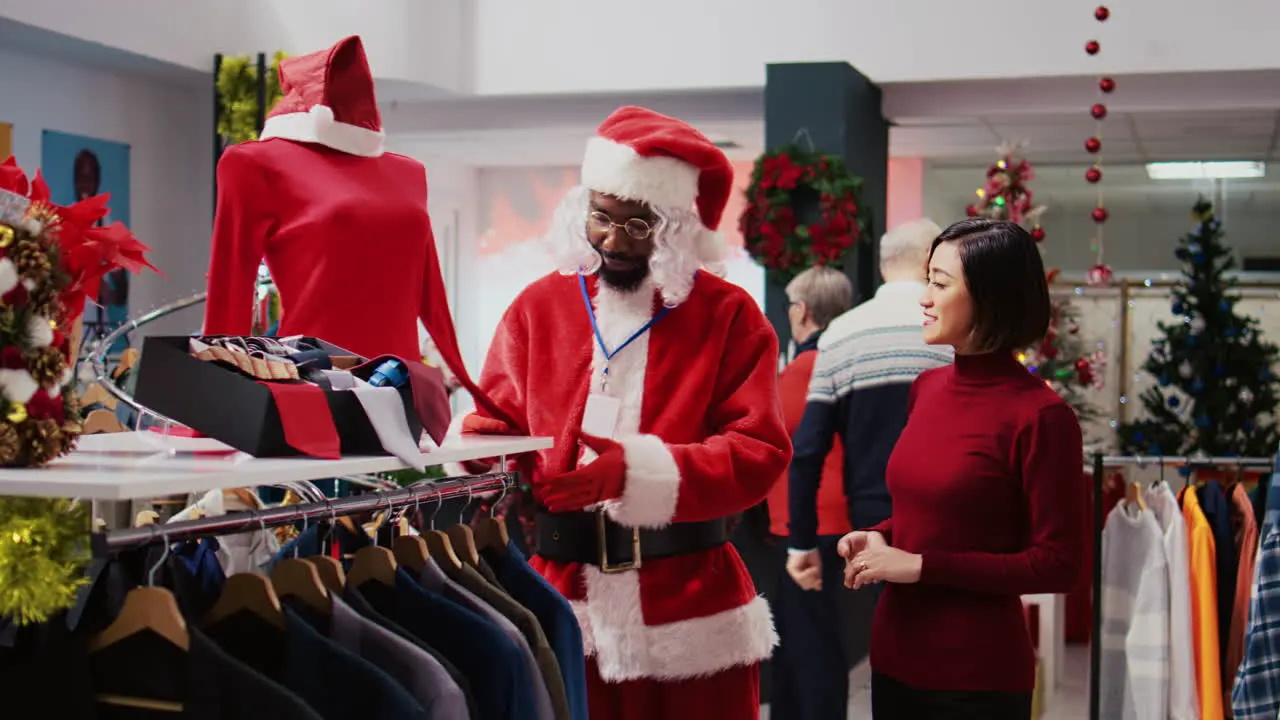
[0,368,38,404]
[0,258,18,296]
[26,315,53,348]
[694,227,728,265]
[22,218,43,235]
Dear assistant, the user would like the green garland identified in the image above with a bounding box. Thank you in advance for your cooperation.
[0,497,90,626]
[216,51,288,145]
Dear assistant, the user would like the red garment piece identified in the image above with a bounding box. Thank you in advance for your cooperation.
[475,271,791,682]
[202,36,513,431]
[866,351,1086,693]
[584,656,758,720]
[261,382,340,459]
[765,347,850,538]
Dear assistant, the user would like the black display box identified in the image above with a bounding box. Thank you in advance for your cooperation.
[134,336,421,458]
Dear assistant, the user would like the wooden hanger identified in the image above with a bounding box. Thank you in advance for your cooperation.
[346,546,398,588]
[90,586,189,653]
[203,573,284,629]
[423,529,463,571]
[476,516,510,553]
[393,534,430,574]
[80,382,117,410]
[83,408,127,435]
[446,524,481,567]
[304,556,346,594]
[222,487,260,510]
[1126,481,1147,511]
[134,510,160,528]
[112,348,140,380]
[270,559,331,616]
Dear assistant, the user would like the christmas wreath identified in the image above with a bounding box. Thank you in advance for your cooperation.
[0,157,156,625]
[739,145,866,285]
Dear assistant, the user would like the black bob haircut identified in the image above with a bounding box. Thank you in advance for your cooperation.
[930,218,1051,354]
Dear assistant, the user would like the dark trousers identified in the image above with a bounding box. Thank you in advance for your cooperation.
[770,536,851,720]
[871,672,1031,720]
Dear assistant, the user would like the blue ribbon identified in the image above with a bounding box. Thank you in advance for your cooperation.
[578,273,669,383]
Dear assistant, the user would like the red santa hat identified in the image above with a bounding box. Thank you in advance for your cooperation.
[581,106,732,265]
[260,35,385,158]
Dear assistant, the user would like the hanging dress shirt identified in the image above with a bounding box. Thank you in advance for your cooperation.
[1146,482,1201,720]
[1182,485,1225,720]
[1099,503,1170,720]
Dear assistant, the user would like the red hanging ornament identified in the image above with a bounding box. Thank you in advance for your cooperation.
[1087,263,1113,286]
[965,205,979,217]
[1090,103,1108,120]
[1095,5,1110,21]
[1085,167,1103,183]
[1085,40,1101,55]
[1085,137,1102,153]
[1030,226,1046,243]
[1091,207,1109,223]
[1099,77,1116,93]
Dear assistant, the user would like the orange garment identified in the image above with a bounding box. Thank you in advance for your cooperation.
[765,349,850,537]
[1228,483,1260,704]
[1181,486,1224,720]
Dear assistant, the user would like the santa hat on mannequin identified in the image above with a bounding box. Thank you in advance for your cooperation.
[260,35,386,158]
[580,106,732,265]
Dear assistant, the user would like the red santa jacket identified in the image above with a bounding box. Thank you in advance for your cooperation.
[467,270,791,682]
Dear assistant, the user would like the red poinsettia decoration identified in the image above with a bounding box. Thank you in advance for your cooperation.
[0,156,159,323]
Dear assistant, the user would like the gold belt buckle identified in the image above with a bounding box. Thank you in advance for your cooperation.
[596,509,642,574]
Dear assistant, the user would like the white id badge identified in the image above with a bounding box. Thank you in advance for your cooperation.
[582,393,622,439]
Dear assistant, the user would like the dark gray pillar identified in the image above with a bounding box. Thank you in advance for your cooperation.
[762,62,890,348]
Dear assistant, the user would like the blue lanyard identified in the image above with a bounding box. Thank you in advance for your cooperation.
[578,273,669,387]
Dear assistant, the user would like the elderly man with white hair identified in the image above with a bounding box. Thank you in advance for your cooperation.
[779,219,954,720]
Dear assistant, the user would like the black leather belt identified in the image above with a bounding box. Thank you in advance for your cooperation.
[535,510,729,573]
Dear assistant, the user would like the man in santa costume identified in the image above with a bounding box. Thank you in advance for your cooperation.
[461,106,791,718]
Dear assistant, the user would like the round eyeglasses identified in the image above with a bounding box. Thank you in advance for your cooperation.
[588,211,653,241]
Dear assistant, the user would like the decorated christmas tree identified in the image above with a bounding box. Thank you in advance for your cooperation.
[965,142,1103,419]
[1117,199,1280,457]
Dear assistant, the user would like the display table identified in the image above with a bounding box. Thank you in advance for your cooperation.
[0,432,552,500]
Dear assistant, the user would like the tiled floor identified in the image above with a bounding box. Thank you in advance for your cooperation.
[762,644,1090,719]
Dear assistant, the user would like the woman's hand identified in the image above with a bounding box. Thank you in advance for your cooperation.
[846,544,923,590]
[836,530,887,562]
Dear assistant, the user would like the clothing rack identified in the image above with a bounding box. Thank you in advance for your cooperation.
[1087,453,1276,720]
[95,471,513,552]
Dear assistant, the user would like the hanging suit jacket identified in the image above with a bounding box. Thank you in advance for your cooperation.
[420,557,568,720]
[295,594,469,719]
[18,627,324,719]
[351,570,538,720]
[204,608,428,720]
[482,541,590,720]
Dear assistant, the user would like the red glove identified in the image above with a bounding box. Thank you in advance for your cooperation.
[537,434,627,512]
[460,414,518,474]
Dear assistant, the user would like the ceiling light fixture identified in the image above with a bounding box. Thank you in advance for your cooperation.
[1145,161,1265,180]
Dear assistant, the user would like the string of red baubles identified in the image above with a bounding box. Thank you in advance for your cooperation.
[1085,4,1114,285]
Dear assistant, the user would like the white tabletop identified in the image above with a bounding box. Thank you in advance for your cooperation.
[0,432,552,501]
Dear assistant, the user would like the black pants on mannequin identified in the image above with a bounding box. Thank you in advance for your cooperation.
[871,672,1031,720]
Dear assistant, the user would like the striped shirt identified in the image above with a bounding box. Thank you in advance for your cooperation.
[788,281,952,549]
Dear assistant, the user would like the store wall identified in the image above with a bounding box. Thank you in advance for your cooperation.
[0,46,214,337]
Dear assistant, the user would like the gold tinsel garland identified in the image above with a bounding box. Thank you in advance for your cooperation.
[216,51,288,145]
[0,497,91,626]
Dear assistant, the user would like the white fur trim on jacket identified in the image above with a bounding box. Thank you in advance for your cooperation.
[605,434,681,529]
[571,572,779,682]
[694,227,728,264]
[581,137,699,211]
[260,104,385,157]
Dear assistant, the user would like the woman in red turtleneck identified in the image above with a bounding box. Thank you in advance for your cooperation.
[840,218,1086,720]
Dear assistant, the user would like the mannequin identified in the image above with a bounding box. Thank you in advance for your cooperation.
[203,36,508,426]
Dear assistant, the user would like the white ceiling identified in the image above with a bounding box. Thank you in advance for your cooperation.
[907,108,1280,167]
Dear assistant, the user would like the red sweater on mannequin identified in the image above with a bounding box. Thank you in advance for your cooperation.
[203,36,502,422]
